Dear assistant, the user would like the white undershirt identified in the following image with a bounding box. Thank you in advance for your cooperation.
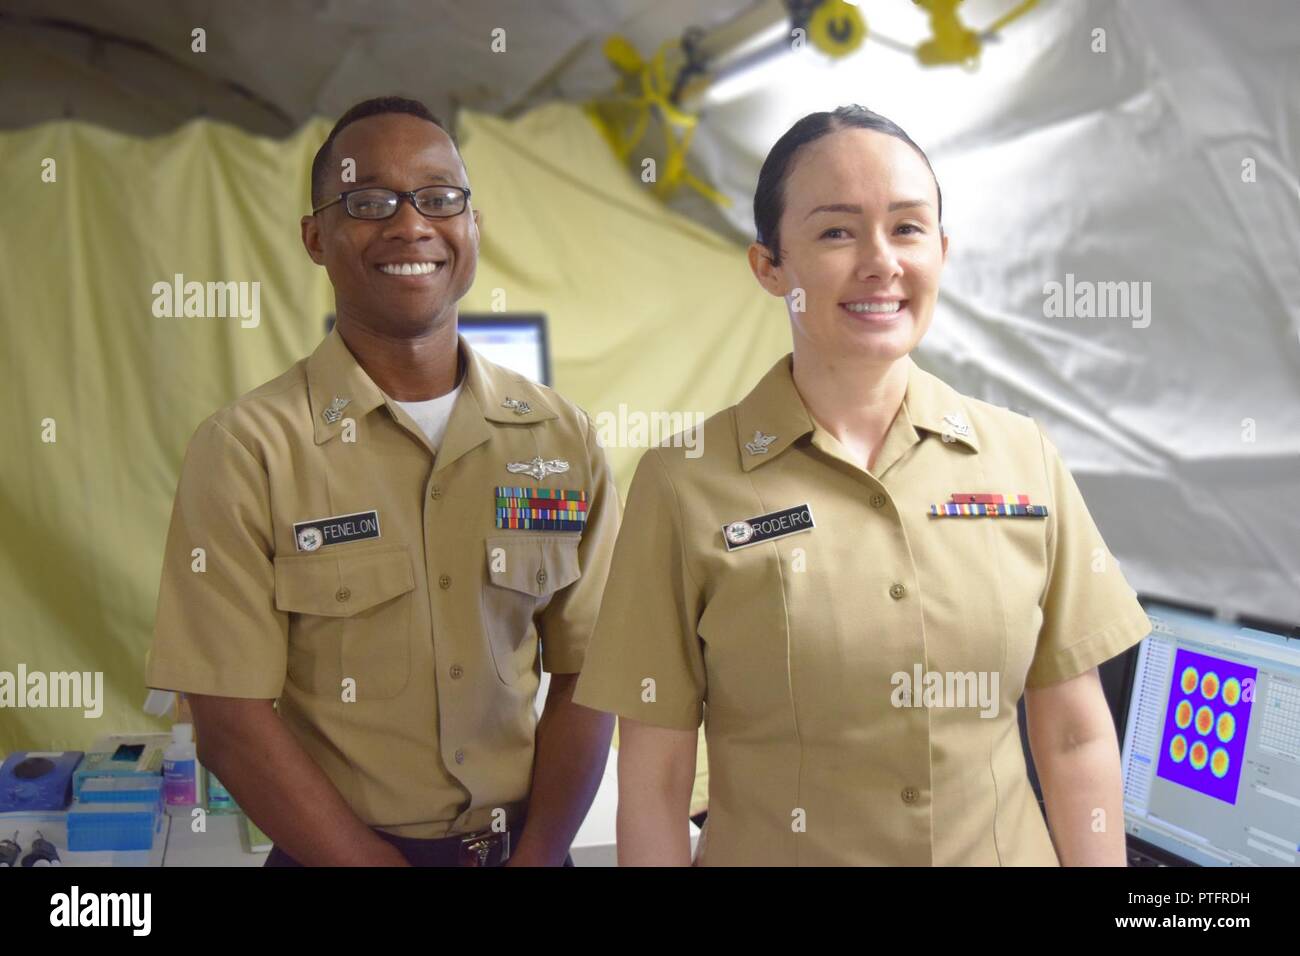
[393,381,463,449]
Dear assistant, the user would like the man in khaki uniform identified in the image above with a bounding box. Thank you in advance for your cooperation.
[573,353,1151,866]
[147,97,618,866]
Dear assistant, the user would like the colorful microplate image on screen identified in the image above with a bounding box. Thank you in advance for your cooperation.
[1156,649,1256,804]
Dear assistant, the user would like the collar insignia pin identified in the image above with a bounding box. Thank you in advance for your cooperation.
[502,397,533,416]
[745,430,777,455]
[942,412,970,439]
[322,396,351,424]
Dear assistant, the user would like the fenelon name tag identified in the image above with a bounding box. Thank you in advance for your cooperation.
[722,503,815,551]
[293,510,381,552]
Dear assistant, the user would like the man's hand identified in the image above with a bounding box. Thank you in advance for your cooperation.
[188,694,409,866]
[506,673,613,865]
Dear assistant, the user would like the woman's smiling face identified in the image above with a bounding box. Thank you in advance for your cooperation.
[750,127,948,366]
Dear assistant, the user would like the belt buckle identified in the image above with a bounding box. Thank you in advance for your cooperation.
[458,828,511,867]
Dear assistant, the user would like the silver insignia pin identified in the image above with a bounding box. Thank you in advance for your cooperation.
[942,412,971,438]
[322,396,351,425]
[502,397,532,416]
[506,456,571,481]
[744,430,777,455]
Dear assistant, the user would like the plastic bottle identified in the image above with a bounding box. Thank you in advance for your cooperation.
[162,723,198,808]
[205,767,237,814]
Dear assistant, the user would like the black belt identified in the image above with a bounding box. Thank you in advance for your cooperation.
[264,820,522,868]
[448,824,514,867]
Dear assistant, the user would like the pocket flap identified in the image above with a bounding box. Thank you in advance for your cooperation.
[275,545,415,617]
[484,534,581,596]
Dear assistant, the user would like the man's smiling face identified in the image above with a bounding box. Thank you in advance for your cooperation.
[302,112,480,337]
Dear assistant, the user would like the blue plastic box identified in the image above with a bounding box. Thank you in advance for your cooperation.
[67,800,162,852]
[77,776,164,805]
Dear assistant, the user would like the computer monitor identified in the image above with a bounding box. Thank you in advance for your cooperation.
[458,314,551,386]
[1121,598,1300,866]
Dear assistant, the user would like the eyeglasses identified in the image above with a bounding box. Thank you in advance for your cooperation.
[312,185,472,220]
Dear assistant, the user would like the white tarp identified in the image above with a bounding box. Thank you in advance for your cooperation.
[685,0,1300,622]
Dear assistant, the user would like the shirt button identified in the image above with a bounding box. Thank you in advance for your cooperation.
[901,786,919,804]
[335,587,351,602]
[536,568,548,588]
[430,486,443,500]
[449,664,463,679]
[889,583,906,600]
[870,493,887,509]
[439,574,452,589]
[454,749,465,764]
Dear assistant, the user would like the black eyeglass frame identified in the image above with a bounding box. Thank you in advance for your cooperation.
[312,184,472,219]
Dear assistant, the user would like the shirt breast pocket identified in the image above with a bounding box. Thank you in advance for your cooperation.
[482,534,581,686]
[274,544,416,700]
[986,516,1050,679]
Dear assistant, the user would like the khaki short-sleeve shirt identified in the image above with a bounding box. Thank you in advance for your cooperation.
[573,354,1150,865]
[146,328,619,837]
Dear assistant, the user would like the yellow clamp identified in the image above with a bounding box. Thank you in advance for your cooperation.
[807,0,868,58]
[914,0,1039,71]
[588,34,732,208]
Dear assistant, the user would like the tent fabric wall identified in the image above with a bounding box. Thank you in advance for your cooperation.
[0,104,782,821]
[2,116,334,753]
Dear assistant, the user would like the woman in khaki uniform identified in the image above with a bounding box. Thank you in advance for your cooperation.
[572,106,1151,866]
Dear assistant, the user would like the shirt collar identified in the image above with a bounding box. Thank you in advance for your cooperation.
[734,353,979,472]
[306,326,558,454]
[904,360,981,453]
[306,327,389,444]
[733,354,816,471]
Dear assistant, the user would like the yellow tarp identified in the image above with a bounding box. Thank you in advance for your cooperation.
[0,104,788,818]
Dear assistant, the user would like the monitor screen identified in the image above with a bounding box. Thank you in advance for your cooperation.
[458,314,551,386]
[1121,600,1300,866]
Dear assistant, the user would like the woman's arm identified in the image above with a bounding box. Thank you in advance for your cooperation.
[615,717,698,866]
[1024,667,1128,866]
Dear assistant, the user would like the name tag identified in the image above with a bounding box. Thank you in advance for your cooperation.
[293,510,381,552]
[722,503,815,551]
